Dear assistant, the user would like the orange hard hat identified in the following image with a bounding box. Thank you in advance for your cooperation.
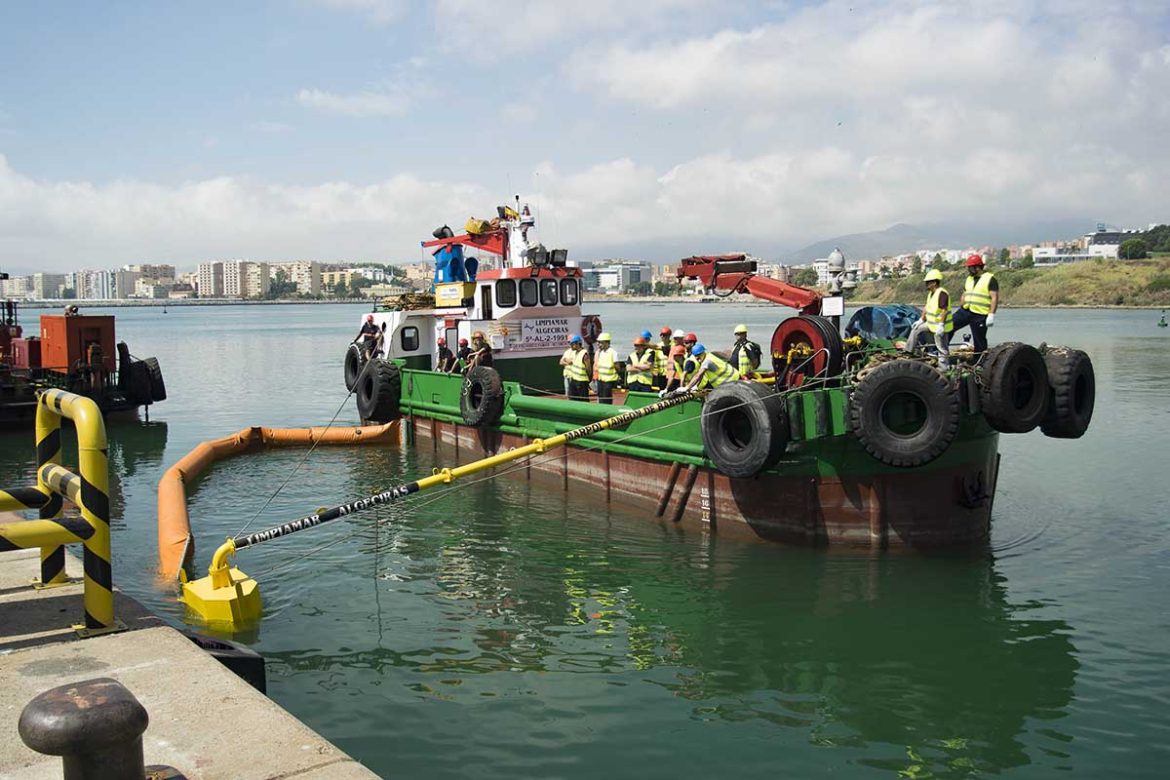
[634,336,648,346]
[659,326,672,336]
[965,254,984,267]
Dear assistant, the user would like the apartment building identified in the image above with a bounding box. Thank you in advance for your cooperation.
[271,261,320,296]
[197,261,225,297]
[223,260,271,298]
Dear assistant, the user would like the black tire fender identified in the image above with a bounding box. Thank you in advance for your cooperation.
[980,342,1048,433]
[700,381,788,478]
[143,356,166,402]
[356,359,401,422]
[460,366,505,427]
[344,343,364,392]
[848,359,960,468]
[1040,346,1095,439]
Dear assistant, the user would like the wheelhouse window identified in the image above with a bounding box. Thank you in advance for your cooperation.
[559,278,578,306]
[400,326,419,352]
[519,278,538,307]
[496,279,517,308]
[539,279,558,306]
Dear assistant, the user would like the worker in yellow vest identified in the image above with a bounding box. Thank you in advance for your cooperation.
[905,269,953,367]
[560,334,582,396]
[564,334,591,401]
[592,332,619,405]
[640,329,666,390]
[951,254,999,354]
[626,336,655,394]
[671,343,740,395]
[655,326,673,390]
[728,324,762,377]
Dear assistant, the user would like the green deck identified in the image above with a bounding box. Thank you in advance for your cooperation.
[397,366,997,479]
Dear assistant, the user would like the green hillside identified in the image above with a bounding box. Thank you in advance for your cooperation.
[852,258,1170,308]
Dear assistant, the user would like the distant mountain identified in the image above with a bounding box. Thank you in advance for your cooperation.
[785,218,1095,265]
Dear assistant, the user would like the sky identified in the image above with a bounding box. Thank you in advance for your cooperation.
[1,0,1168,273]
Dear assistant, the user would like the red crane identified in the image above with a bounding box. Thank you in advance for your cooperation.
[675,254,823,315]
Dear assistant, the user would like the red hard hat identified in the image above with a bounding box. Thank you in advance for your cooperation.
[633,336,647,346]
[366,314,374,321]
[458,338,469,346]
[437,337,446,346]
[684,332,698,342]
[965,254,984,267]
[659,326,672,336]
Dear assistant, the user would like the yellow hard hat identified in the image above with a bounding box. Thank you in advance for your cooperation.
[598,332,611,341]
[924,269,943,283]
[733,324,748,334]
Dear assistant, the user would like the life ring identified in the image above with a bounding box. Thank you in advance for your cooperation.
[580,315,603,345]
[1040,346,1095,439]
[700,381,788,478]
[848,359,960,467]
[460,366,505,427]
[343,343,364,392]
[356,359,402,422]
[979,342,1048,433]
[770,315,843,387]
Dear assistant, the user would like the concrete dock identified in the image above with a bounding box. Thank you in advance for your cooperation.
[1,520,380,779]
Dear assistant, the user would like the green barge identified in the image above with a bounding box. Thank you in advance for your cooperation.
[344,202,1095,549]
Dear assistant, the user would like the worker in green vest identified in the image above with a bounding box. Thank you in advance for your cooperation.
[564,335,591,401]
[626,336,655,393]
[905,268,953,367]
[728,324,762,377]
[671,343,740,395]
[951,254,999,354]
[592,332,619,405]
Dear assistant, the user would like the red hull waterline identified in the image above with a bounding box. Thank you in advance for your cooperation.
[407,417,1000,550]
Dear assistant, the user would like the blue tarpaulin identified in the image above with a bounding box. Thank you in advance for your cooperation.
[845,305,922,341]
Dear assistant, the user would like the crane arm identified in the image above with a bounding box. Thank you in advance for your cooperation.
[676,255,822,315]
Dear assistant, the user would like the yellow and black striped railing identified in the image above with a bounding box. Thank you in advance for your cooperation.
[0,389,117,636]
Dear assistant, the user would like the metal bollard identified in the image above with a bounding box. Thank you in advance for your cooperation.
[18,677,148,780]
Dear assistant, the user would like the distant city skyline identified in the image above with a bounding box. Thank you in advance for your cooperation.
[2,1,1168,273]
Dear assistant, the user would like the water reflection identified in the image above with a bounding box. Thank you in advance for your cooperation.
[258,463,1077,777]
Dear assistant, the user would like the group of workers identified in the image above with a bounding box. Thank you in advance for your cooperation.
[558,324,763,403]
[357,314,494,375]
[904,253,1000,366]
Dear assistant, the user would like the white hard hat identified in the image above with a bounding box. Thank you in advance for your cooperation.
[672,329,686,338]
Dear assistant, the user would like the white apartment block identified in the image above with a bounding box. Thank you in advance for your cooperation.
[222,260,270,298]
[271,261,320,296]
[197,261,225,297]
[31,273,66,299]
[126,263,176,285]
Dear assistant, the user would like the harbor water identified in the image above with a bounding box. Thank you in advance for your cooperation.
[1,303,1167,778]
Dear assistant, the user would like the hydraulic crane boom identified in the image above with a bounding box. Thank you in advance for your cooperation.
[676,254,822,315]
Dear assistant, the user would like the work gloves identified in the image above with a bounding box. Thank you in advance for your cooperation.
[986,313,996,327]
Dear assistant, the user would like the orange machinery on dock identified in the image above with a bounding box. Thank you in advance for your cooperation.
[38,314,116,374]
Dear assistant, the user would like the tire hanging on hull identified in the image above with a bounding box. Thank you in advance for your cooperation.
[1039,346,1095,439]
[460,366,505,427]
[357,359,402,422]
[979,342,1048,433]
[848,359,960,467]
[344,343,364,392]
[700,381,789,478]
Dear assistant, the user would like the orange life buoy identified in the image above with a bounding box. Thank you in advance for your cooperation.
[581,315,603,344]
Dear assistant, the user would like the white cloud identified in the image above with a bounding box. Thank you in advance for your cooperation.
[296,87,411,117]
[310,0,407,25]
[432,0,716,60]
[297,59,431,117]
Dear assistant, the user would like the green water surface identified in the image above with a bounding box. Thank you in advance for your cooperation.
[1,303,1167,778]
